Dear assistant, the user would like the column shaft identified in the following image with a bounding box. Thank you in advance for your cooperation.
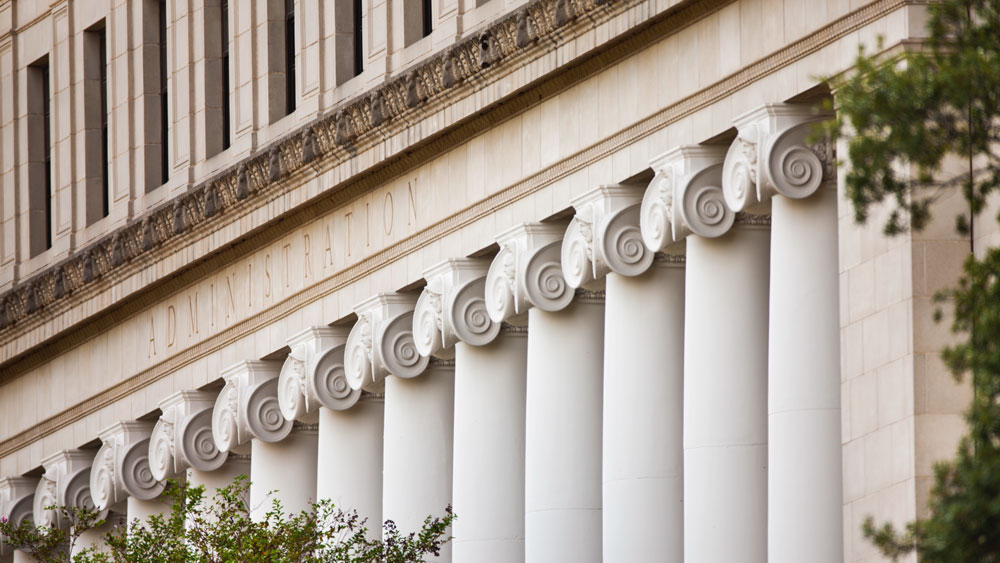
[317,397,384,535]
[188,457,251,512]
[452,331,528,563]
[603,264,684,562]
[524,297,604,563]
[768,189,843,562]
[126,496,172,526]
[383,365,455,560]
[250,427,318,520]
[684,226,770,563]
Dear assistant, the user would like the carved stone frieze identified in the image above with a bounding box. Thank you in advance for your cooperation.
[345,294,428,392]
[484,223,573,324]
[212,361,292,453]
[640,145,733,251]
[33,449,99,530]
[0,0,622,336]
[149,390,227,480]
[90,422,165,511]
[561,185,653,287]
[722,103,835,212]
[0,476,37,554]
[278,326,360,421]
[413,259,500,359]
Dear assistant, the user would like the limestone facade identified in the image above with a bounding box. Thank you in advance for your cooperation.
[0,1,970,562]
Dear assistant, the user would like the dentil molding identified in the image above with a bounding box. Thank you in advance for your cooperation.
[722,103,835,212]
[278,326,360,422]
[149,390,228,480]
[33,449,99,529]
[90,422,165,511]
[561,185,653,288]
[0,476,36,555]
[640,145,733,251]
[485,223,573,324]
[345,294,428,392]
[413,259,500,359]
[212,361,292,453]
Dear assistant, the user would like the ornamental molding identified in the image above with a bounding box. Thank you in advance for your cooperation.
[561,184,653,287]
[149,390,227,480]
[0,0,646,339]
[90,422,164,511]
[0,476,36,554]
[345,293,428,392]
[33,449,98,530]
[485,223,573,323]
[212,361,292,453]
[278,326,360,422]
[722,103,835,212]
[640,145,732,251]
[413,259,500,359]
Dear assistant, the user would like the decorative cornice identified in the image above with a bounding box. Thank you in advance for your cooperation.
[278,326,360,420]
[345,294,428,392]
[90,422,164,511]
[0,0,911,465]
[640,145,732,250]
[574,288,607,301]
[413,259,499,358]
[33,449,97,530]
[149,390,227,480]
[0,0,637,338]
[212,361,291,453]
[722,103,835,212]
[0,476,36,554]
[561,185,652,287]
[485,223,573,323]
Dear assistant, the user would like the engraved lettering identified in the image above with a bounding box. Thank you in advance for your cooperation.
[365,202,371,247]
[210,283,217,328]
[264,254,272,298]
[167,305,176,348]
[226,273,237,319]
[148,315,156,358]
[408,180,417,226]
[303,234,312,280]
[188,292,199,336]
[344,212,353,257]
[324,223,334,267]
[384,192,394,236]
[247,263,254,309]
[283,244,292,288]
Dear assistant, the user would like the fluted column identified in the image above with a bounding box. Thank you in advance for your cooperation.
[278,326,383,532]
[90,422,167,526]
[0,477,37,561]
[723,104,842,563]
[563,184,683,562]
[642,145,769,563]
[413,259,525,562]
[486,223,603,563]
[346,293,453,557]
[213,361,317,520]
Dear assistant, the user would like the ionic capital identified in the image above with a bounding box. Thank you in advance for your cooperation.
[90,422,165,511]
[0,477,37,554]
[413,259,499,358]
[345,293,428,392]
[561,185,653,287]
[279,325,360,420]
[149,390,227,480]
[640,145,732,250]
[33,449,98,529]
[485,223,573,323]
[722,103,835,212]
[212,361,292,453]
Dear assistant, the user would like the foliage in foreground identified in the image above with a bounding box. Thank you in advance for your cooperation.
[0,476,454,563]
[830,0,1000,561]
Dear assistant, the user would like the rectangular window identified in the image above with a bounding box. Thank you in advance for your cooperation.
[159,0,168,183]
[353,0,363,76]
[403,0,432,46]
[27,58,51,256]
[143,0,168,192]
[221,0,231,150]
[84,22,109,224]
[335,0,363,85]
[284,0,295,115]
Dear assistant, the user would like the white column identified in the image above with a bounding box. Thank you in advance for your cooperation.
[450,331,527,562]
[642,146,769,563]
[382,362,455,559]
[412,259,525,563]
[723,104,842,562]
[126,495,171,524]
[187,456,251,503]
[0,477,37,562]
[317,396,384,532]
[212,361,318,520]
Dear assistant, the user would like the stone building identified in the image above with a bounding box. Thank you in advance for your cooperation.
[0,0,974,562]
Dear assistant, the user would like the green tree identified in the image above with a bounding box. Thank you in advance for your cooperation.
[0,476,454,563]
[829,0,1000,560]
